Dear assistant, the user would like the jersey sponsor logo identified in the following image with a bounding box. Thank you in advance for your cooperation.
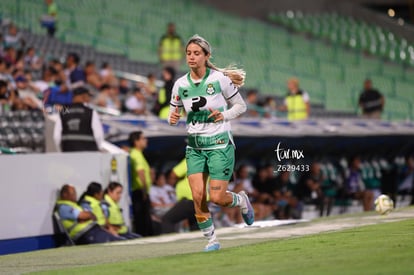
[206,83,215,95]
[183,90,189,97]
[191,96,207,112]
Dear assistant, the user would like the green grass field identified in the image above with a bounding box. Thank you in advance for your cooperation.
[30,219,414,275]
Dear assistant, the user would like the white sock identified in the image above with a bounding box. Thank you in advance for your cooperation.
[197,217,218,244]
[228,191,242,208]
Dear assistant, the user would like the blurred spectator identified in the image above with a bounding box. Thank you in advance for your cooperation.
[158,22,184,70]
[397,155,414,205]
[153,66,175,119]
[78,182,116,235]
[342,156,374,211]
[358,79,384,119]
[129,131,154,236]
[0,34,4,56]
[34,66,55,93]
[41,66,72,107]
[244,89,260,117]
[118,78,130,96]
[141,73,157,97]
[65,52,85,89]
[149,172,176,222]
[274,171,299,219]
[41,0,58,37]
[23,47,43,71]
[252,166,269,195]
[251,166,276,220]
[100,62,117,85]
[0,59,15,87]
[14,73,43,109]
[297,162,330,217]
[125,87,146,115]
[53,87,104,152]
[84,61,102,90]
[160,159,198,234]
[104,182,141,239]
[95,84,121,111]
[50,59,69,91]
[55,184,122,244]
[4,24,25,50]
[3,47,18,66]
[231,165,256,197]
[138,73,157,112]
[280,78,310,121]
[263,96,277,118]
[0,79,16,112]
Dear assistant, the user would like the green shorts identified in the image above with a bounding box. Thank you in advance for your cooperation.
[186,144,235,181]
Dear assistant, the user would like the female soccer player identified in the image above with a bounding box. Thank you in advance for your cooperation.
[168,34,254,251]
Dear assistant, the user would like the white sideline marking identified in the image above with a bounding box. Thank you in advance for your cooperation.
[104,219,310,246]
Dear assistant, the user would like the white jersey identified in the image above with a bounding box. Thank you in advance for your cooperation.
[170,68,239,150]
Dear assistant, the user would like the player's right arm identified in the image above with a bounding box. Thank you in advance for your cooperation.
[168,81,183,125]
[168,106,181,125]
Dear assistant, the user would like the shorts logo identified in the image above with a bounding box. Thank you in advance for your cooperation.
[223,168,230,176]
[206,84,215,95]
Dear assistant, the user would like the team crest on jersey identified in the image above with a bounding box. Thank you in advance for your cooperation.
[206,83,215,95]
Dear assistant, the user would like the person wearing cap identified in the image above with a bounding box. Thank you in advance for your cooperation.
[53,86,104,152]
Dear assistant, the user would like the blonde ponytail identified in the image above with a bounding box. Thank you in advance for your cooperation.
[187,34,246,88]
[206,61,246,87]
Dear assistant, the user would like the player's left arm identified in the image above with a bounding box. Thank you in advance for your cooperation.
[208,76,247,122]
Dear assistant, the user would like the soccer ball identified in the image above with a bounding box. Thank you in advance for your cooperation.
[374,194,394,215]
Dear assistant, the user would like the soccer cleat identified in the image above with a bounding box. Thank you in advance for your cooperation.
[204,241,221,252]
[239,191,255,226]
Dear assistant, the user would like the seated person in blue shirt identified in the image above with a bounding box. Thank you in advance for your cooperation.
[78,181,122,238]
[55,184,123,244]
